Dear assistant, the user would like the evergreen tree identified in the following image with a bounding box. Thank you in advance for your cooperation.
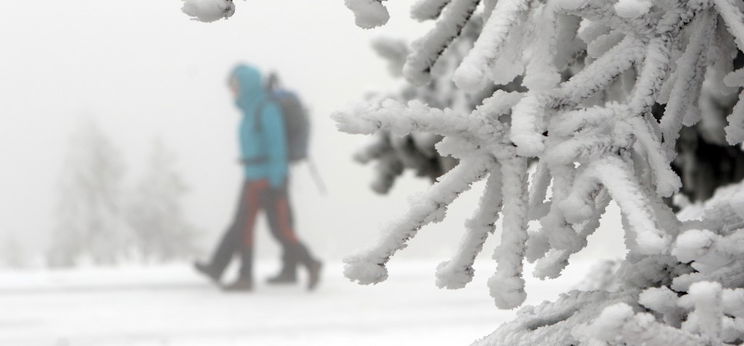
[0,235,29,269]
[47,121,130,267]
[125,140,201,262]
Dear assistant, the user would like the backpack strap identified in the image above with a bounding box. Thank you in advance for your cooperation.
[253,95,280,132]
[253,98,267,132]
[244,102,268,166]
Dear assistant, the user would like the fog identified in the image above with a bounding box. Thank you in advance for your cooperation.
[0,0,628,267]
[0,1,635,344]
[0,0,436,262]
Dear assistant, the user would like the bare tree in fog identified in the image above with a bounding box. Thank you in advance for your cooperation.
[125,140,201,262]
[0,235,28,269]
[48,124,202,266]
[47,121,130,267]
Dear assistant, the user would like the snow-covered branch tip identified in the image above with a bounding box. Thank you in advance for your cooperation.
[345,0,390,29]
[181,0,235,23]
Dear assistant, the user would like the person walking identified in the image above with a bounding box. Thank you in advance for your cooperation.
[194,64,322,292]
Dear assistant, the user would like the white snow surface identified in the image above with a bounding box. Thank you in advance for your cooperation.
[0,260,592,346]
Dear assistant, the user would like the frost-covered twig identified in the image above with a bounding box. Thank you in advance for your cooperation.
[454,0,531,91]
[404,0,480,84]
[488,157,529,309]
[344,155,493,284]
[436,162,502,289]
[345,0,390,29]
[181,0,235,23]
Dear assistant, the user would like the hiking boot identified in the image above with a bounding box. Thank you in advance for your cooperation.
[306,260,323,291]
[267,251,298,285]
[266,271,298,285]
[222,278,254,292]
[193,261,220,283]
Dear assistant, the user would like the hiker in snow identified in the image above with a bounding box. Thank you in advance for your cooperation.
[194,64,322,291]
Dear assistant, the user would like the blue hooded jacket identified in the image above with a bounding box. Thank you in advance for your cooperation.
[231,65,288,188]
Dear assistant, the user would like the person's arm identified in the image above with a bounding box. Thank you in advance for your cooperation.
[261,102,289,188]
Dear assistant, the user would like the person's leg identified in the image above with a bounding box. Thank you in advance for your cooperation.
[195,182,249,281]
[263,184,298,284]
[222,181,264,291]
[263,184,322,290]
[195,181,260,286]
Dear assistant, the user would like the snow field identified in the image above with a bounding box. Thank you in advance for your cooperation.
[0,260,592,346]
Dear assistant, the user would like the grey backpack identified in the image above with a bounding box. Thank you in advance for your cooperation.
[273,89,310,164]
[254,85,325,193]
[254,89,310,164]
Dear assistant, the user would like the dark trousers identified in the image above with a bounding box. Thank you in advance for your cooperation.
[207,179,315,280]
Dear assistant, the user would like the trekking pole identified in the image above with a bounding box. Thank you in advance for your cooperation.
[306,157,327,195]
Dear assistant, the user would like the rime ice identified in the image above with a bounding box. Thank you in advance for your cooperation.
[345,0,389,29]
[181,0,235,23]
[338,0,744,344]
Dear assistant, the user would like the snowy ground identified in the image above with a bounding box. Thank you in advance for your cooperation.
[0,260,594,346]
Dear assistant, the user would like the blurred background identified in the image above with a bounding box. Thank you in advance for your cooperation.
[0,1,628,345]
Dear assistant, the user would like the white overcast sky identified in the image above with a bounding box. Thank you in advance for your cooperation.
[0,0,625,263]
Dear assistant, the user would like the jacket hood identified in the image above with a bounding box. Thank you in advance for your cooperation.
[231,64,265,112]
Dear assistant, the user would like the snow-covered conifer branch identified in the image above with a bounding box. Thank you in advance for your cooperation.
[585,156,671,254]
[725,95,744,144]
[411,0,451,21]
[557,36,645,106]
[713,0,744,53]
[574,302,708,345]
[346,32,491,195]
[181,0,235,23]
[404,0,480,85]
[333,99,486,141]
[345,0,390,29]
[454,0,530,91]
[436,164,503,289]
[344,155,493,285]
[489,157,529,309]
[535,188,611,279]
[339,1,744,341]
[660,11,717,155]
